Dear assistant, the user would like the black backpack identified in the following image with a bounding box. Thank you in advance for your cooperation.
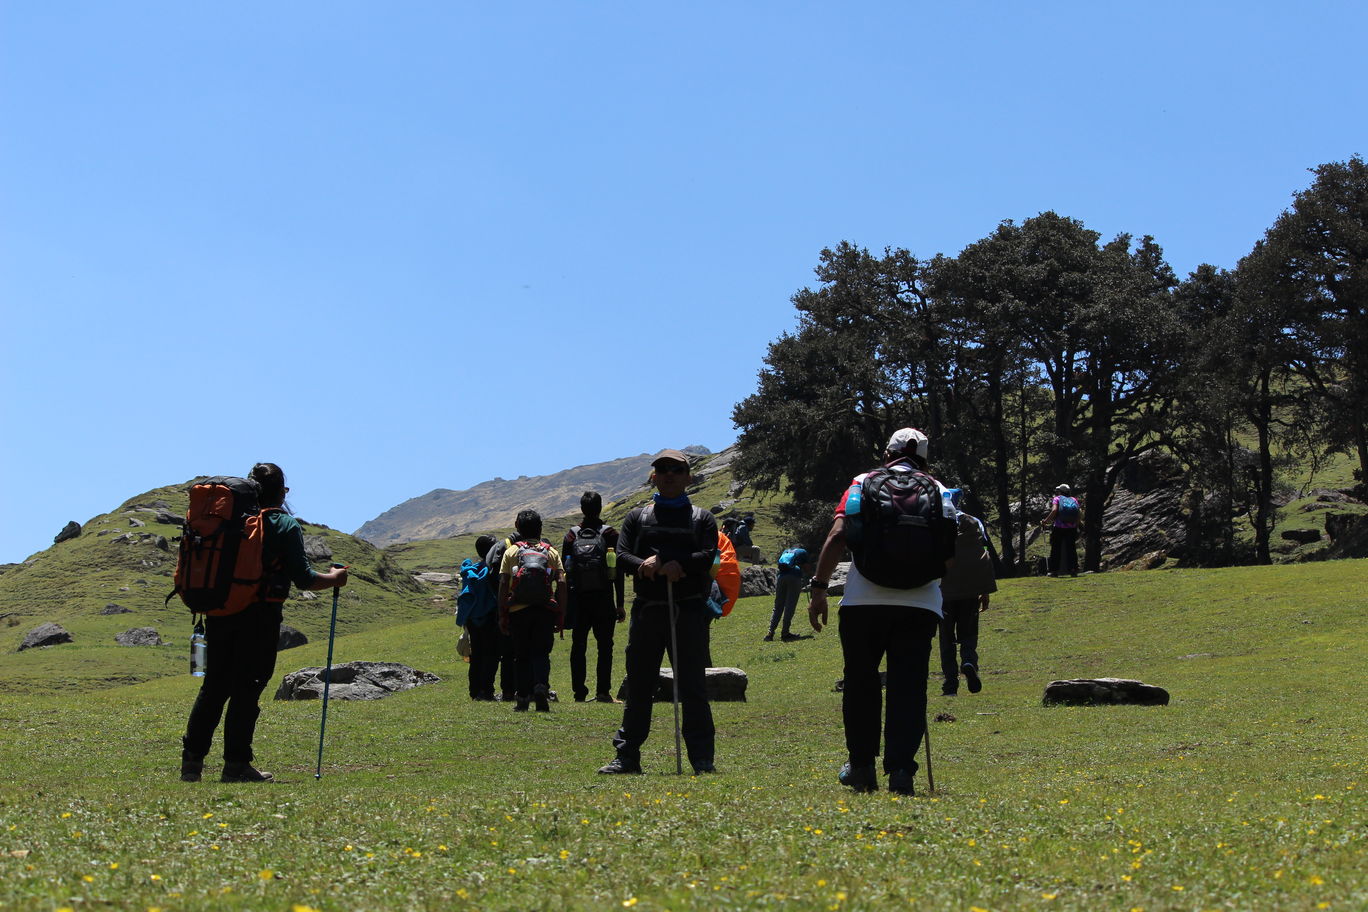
[508,540,554,607]
[567,524,610,592]
[846,466,956,589]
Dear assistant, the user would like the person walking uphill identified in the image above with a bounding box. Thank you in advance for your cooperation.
[938,491,996,696]
[599,450,720,775]
[807,428,957,795]
[180,463,349,783]
[1042,483,1084,577]
[563,492,626,703]
[498,510,565,712]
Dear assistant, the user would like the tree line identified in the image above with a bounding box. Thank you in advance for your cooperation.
[732,156,1367,572]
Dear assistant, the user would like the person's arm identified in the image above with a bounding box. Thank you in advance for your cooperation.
[1042,497,1058,527]
[807,515,846,633]
[616,510,644,577]
[274,515,348,590]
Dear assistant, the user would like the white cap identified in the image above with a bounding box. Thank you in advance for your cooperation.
[886,427,928,460]
[1055,483,1072,494]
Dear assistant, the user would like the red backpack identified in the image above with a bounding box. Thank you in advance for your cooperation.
[167,477,282,617]
[508,540,555,608]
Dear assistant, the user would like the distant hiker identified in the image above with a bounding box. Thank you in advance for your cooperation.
[483,535,519,701]
[807,428,956,795]
[938,490,996,696]
[457,534,500,700]
[1042,483,1083,577]
[599,449,720,775]
[498,510,565,712]
[764,544,812,641]
[180,463,349,783]
[563,491,626,703]
[730,515,757,562]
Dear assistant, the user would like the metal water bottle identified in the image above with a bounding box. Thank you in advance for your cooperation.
[190,622,208,677]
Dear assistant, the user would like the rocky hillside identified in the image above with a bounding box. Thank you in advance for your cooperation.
[354,446,714,546]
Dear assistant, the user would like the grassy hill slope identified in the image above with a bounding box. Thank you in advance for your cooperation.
[0,482,432,694]
[0,560,1363,910]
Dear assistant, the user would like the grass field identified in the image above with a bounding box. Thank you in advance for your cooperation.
[1,560,1364,911]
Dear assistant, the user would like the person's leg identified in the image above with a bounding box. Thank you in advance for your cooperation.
[613,602,667,762]
[838,606,887,768]
[674,601,715,769]
[937,608,959,693]
[881,608,938,776]
[1064,528,1079,575]
[959,600,980,671]
[182,614,240,763]
[780,576,800,636]
[532,606,555,710]
[590,594,618,698]
[766,581,786,638]
[468,620,498,698]
[1048,529,1062,576]
[509,609,535,705]
[568,595,591,701]
[221,606,282,765]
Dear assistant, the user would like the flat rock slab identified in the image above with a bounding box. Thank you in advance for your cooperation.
[1043,677,1170,706]
[617,667,748,703]
[274,661,440,701]
[115,627,164,646]
[19,622,73,651]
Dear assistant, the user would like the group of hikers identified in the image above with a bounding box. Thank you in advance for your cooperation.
[175,437,1084,792]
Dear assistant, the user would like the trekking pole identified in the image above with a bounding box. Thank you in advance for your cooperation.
[667,578,683,775]
[315,564,345,780]
[923,708,936,794]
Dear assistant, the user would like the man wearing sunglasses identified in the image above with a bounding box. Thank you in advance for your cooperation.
[599,449,720,775]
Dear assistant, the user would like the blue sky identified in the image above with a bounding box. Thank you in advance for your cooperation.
[2,1,1365,563]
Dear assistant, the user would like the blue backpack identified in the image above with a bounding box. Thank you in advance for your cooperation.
[1055,496,1081,527]
[455,559,496,626]
[777,547,805,576]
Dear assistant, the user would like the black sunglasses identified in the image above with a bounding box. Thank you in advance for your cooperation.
[655,464,688,475]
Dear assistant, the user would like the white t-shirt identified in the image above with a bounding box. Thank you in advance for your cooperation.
[835,463,951,617]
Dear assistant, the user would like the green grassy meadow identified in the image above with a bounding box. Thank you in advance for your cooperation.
[1,559,1364,911]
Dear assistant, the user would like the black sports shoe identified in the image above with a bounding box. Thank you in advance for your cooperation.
[962,662,982,694]
[513,698,530,712]
[597,757,643,775]
[691,762,716,774]
[838,761,878,793]
[941,681,959,696]
[781,632,802,642]
[180,750,204,783]
[534,684,550,712]
[762,632,774,642]
[573,692,589,703]
[595,692,621,704]
[220,762,273,783]
[888,769,916,796]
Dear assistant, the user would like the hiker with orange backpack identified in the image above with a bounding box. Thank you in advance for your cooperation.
[498,509,566,712]
[178,463,348,783]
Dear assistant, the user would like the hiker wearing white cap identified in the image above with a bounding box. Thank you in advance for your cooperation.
[1041,483,1083,577]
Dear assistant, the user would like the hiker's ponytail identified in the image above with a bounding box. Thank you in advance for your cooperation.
[250,462,289,510]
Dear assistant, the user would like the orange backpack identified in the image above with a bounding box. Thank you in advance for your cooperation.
[168,477,281,617]
[712,531,741,616]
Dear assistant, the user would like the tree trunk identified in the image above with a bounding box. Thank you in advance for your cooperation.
[1252,372,1275,565]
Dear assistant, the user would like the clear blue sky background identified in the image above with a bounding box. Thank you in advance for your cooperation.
[2,2,1364,563]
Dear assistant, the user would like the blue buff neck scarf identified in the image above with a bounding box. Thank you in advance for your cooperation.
[652,493,692,509]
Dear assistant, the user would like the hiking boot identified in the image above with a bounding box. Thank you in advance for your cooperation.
[513,698,530,712]
[220,762,273,783]
[781,632,802,642]
[497,692,516,702]
[888,769,916,796]
[941,680,959,696]
[762,632,774,642]
[597,756,643,775]
[595,692,621,704]
[691,762,716,774]
[838,761,878,793]
[962,663,982,694]
[573,691,589,703]
[533,684,550,712]
[180,750,204,783]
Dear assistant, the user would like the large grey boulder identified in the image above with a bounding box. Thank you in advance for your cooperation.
[53,521,82,545]
[740,566,776,598]
[19,622,73,651]
[616,667,748,702]
[277,624,309,651]
[274,661,440,701]
[115,627,164,646]
[303,535,333,563]
[1097,451,1188,569]
[1043,677,1170,706]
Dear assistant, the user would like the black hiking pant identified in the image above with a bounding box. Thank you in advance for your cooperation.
[1048,527,1079,575]
[467,618,502,698]
[183,603,282,764]
[569,589,618,699]
[768,573,803,635]
[613,597,714,767]
[508,605,556,699]
[838,604,938,774]
[938,597,980,684]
